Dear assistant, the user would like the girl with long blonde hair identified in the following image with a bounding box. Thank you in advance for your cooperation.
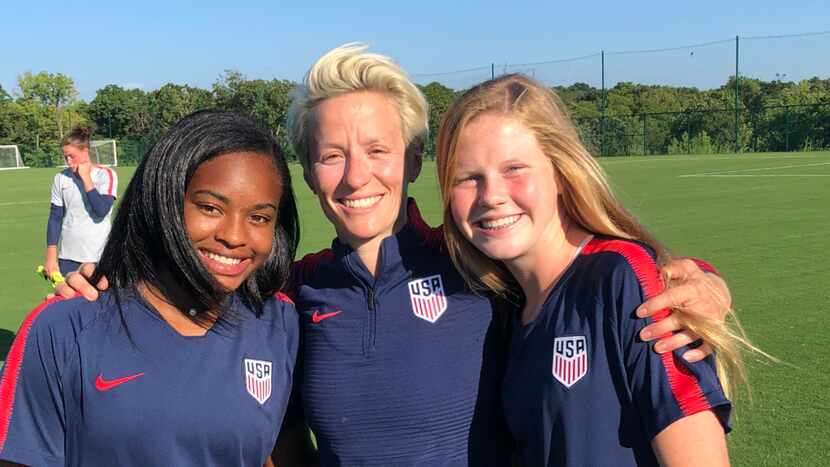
[437,74,742,466]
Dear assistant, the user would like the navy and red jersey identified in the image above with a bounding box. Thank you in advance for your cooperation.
[0,291,299,467]
[502,237,731,467]
[289,200,513,466]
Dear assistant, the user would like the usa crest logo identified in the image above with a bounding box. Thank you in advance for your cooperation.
[244,358,272,405]
[408,274,447,323]
[552,336,588,388]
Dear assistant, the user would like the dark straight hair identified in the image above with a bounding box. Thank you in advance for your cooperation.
[92,110,299,320]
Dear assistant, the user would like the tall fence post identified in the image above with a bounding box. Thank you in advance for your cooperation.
[642,113,647,156]
[601,50,606,157]
[735,35,740,154]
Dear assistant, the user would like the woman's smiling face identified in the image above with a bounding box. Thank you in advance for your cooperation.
[449,113,563,266]
[305,91,421,250]
[184,151,283,291]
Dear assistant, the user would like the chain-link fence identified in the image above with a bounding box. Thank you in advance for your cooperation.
[5,30,829,164]
[411,30,830,156]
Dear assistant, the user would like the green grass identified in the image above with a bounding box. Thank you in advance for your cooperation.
[1,152,828,466]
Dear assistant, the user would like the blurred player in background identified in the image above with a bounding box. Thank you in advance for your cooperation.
[45,126,118,276]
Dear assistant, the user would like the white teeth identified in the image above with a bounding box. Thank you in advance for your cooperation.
[203,251,242,265]
[341,195,382,209]
[480,215,520,230]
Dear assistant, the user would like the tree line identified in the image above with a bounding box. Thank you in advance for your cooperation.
[1,70,829,167]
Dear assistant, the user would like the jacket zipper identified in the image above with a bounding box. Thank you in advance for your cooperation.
[367,286,375,312]
[365,285,376,355]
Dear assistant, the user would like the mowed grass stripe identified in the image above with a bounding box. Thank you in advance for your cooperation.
[0,153,827,466]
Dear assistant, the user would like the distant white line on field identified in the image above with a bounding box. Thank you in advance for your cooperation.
[680,174,830,177]
[679,162,830,177]
[0,201,47,207]
[602,154,830,164]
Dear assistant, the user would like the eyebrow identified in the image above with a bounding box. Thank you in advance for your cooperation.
[317,136,388,148]
[191,189,278,211]
[251,203,279,211]
[192,189,229,203]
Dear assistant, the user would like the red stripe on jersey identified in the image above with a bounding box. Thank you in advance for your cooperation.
[581,238,712,417]
[97,166,115,196]
[690,258,719,276]
[274,292,294,305]
[0,296,64,449]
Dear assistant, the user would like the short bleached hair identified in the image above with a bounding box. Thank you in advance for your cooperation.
[287,43,429,170]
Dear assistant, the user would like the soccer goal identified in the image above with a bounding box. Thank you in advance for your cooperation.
[90,140,117,166]
[0,145,27,170]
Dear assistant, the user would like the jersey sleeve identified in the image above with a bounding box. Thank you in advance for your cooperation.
[50,174,63,207]
[281,348,306,431]
[0,297,70,466]
[93,166,118,198]
[46,204,65,246]
[280,304,305,431]
[268,293,303,432]
[277,294,300,380]
[610,246,731,441]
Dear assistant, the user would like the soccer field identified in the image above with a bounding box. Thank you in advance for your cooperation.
[0,152,828,466]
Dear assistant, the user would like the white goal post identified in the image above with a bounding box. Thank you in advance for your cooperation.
[0,145,27,170]
[90,139,117,167]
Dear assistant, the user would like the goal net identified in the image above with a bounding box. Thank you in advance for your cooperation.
[90,140,117,166]
[0,145,26,170]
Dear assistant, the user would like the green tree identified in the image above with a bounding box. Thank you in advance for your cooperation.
[88,85,151,138]
[213,70,294,137]
[148,83,215,135]
[418,82,457,158]
[17,71,78,137]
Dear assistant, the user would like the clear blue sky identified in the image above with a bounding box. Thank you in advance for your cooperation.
[3,0,829,100]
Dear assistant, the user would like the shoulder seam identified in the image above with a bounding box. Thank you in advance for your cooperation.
[583,238,712,417]
[292,249,335,286]
[96,166,115,196]
[274,292,295,305]
[582,238,660,298]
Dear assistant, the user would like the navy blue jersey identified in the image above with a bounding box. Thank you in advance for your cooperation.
[289,201,512,466]
[503,237,731,467]
[0,291,299,467]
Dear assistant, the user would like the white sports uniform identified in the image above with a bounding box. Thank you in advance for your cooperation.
[49,166,118,263]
